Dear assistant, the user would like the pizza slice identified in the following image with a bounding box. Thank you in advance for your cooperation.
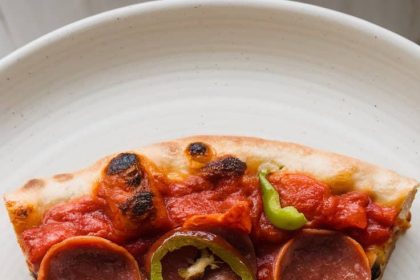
[4,136,417,280]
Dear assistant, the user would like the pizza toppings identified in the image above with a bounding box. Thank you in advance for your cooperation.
[20,197,118,270]
[216,229,257,275]
[269,173,397,245]
[273,229,370,280]
[16,150,402,280]
[146,229,256,280]
[37,236,142,280]
[182,202,253,234]
[258,169,307,230]
[347,201,398,246]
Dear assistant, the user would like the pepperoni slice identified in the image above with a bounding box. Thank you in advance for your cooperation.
[38,236,142,280]
[273,229,370,280]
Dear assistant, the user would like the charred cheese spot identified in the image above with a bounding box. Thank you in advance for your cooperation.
[108,153,138,174]
[188,142,208,156]
[200,156,247,180]
[107,153,143,187]
[15,206,30,219]
[119,191,154,219]
[9,203,34,221]
[6,202,41,234]
[185,142,214,165]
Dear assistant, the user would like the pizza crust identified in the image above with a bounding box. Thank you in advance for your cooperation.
[4,135,418,233]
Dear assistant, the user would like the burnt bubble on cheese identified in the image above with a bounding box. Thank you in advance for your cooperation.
[97,153,171,237]
[37,236,142,280]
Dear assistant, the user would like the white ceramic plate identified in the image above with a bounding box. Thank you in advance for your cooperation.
[1,0,419,279]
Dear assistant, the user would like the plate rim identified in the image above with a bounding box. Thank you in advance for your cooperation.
[1,0,420,73]
[1,1,419,279]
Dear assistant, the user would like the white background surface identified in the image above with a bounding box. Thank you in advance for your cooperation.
[0,0,419,59]
[0,0,420,279]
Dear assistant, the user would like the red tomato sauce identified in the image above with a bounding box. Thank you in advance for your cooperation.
[269,173,397,246]
[21,197,119,269]
[164,177,255,226]
[20,172,397,277]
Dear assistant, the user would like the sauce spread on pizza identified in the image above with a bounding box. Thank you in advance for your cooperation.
[12,142,405,280]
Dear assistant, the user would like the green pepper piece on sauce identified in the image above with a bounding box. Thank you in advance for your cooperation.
[258,169,307,230]
[147,230,255,280]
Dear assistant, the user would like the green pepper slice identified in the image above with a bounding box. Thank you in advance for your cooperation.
[146,229,255,280]
[258,169,307,230]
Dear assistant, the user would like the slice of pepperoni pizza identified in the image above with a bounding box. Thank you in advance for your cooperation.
[4,136,418,280]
